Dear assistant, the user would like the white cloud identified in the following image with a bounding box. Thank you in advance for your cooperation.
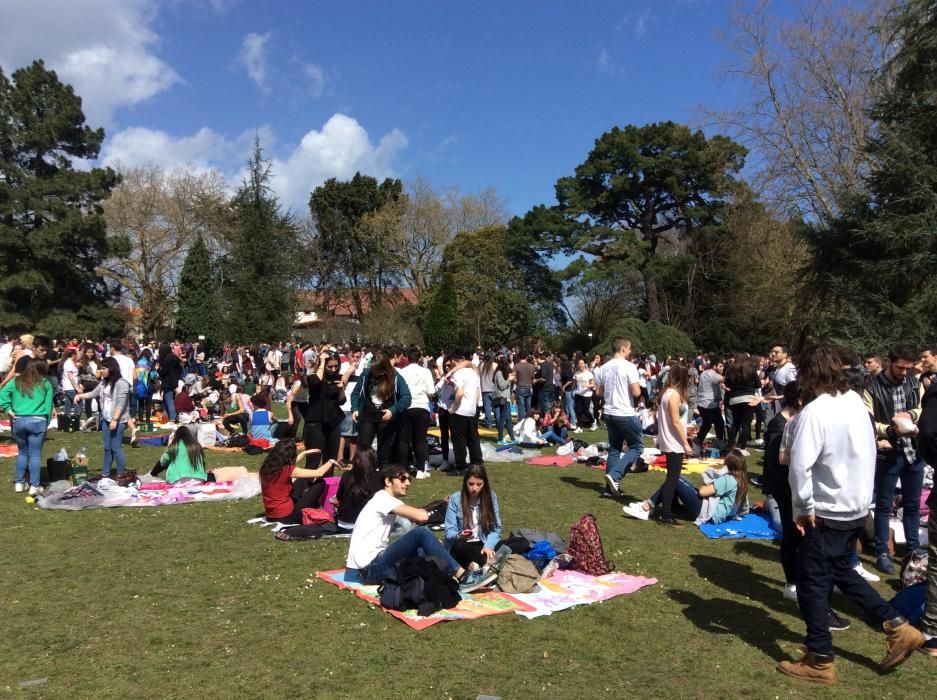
[617,9,652,38]
[0,0,178,128]
[597,48,624,78]
[102,114,408,213]
[239,32,271,91]
[303,63,327,97]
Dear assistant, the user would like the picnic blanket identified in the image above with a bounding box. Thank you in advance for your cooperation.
[526,455,575,467]
[649,457,723,475]
[428,426,499,439]
[0,443,17,458]
[316,568,534,630]
[697,512,780,540]
[510,569,658,619]
[38,477,261,511]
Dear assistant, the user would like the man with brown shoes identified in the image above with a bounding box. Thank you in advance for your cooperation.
[777,344,924,685]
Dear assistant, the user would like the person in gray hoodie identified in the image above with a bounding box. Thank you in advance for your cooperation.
[778,344,923,685]
[74,356,131,477]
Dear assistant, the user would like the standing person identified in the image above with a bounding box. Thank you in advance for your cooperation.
[513,354,536,421]
[492,357,515,445]
[724,354,761,454]
[434,358,456,467]
[61,348,82,430]
[284,373,309,440]
[478,353,498,429]
[110,341,137,435]
[594,337,643,498]
[862,344,925,574]
[914,355,937,657]
[536,353,556,414]
[76,344,100,421]
[133,349,156,424]
[650,364,692,526]
[864,353,883,378]
[766,342,798,413]
[0,358,53,494]
[573,358,596,430]
[338,353,361,463]
[560,356,578,431]
[351,351,411,467]
[695,357,726,447]
[74,357,131,478]
[590,353,605,425]
[777,344,924,684]
[397,347,435,478]
[157,343,183,423]
[303,350,346,463]
[447,353,484,470]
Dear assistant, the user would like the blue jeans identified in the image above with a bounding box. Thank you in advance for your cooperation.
[538,386,555,413]
[101,420,127,477]
[541,427,568,445]
[481,392,494,428]
[13,416,47,487]
[797,520,898,657]
[649,475,702,518]
[164,389,177,421]
[495,402,514,441]
[564,390,577,426]
[605,414,644,482]
[874,455,924,555]
[515,388,532,421]
[358,526,461,584]
[63,390,77,419]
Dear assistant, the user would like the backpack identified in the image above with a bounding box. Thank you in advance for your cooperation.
[566,514,614,576]
[900,547,929,589]
[133,365,150,399]
[497,554,541,593]
[378,556,461,616]
[917,383,937,467]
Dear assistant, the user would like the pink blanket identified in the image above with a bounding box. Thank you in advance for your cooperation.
[510,569,658,619]
[526,455,575,467]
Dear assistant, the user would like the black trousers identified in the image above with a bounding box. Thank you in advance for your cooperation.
[449,536,531,569]
[303,420,341,463]
[449,413,483,468]
[728,403,756,449]
[269,479,327,524]
[397,407,432,469]
[223,413,249,434]
[283,400,307,440]
[574,394,593,428]
[437,409,451,461]
[696,406,725,444]
[658,452,684,519]
[356,415,397,466]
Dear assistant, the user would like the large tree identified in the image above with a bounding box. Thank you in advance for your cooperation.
[224,141,298,343]
[516,122,746,324]
[175,234,222,346]
[0,60,121,336]
[103,164,229,338]
[801,0,937,348]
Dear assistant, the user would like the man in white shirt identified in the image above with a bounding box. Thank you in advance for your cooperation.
[448,352,484,470]
[779,344,923,684]
[110,341,137,434]
[767,342,797,413]
[594,337,643,498]
[346,464,495,592]
[397,347,437,478]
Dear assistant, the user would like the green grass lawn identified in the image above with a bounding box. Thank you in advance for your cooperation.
[0,419,931,698]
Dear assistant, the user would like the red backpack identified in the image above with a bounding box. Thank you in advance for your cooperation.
[566,514,614,576]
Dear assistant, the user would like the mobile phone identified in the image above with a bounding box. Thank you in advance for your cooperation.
[460,529,472,537]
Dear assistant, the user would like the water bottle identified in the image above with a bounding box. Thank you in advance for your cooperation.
[55,448,68,461]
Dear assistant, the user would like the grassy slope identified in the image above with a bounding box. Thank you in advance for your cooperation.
[0,419,930,698]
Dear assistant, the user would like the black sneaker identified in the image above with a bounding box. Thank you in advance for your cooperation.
[828,611,851,631]
[656,515,684,528]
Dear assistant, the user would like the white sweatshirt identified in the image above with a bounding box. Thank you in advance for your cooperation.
[788,390,876,522]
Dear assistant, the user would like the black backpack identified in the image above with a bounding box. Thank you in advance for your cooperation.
[917,383,937,466]
[378,556,460,616]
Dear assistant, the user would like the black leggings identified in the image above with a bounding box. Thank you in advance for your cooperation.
[269,478,328,524]
[283,400,308,440]
[223,413,249,434]
[356,415,398,466]
[437,409,451,461]
[449,536,532,569]
[303,421,341,463]
[658,452,684,519]
[770,471,801,584]
[397,408,432,469]
[728,403,756,449]
[574,394,593,428]
[696,406,725,444]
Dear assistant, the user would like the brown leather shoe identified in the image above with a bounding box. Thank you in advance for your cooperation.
[777,651,836,685]
[881,618,925,670]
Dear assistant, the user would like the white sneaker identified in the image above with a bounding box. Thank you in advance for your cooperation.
[783,583,798,601]
[853,562,880,582]
[622,502,650,521]
[415,470,431,480]
[738,449,751,457]
[28,485,40,496]
[14,482,24,493]
[573,427,583,434]
[588,424,598,431]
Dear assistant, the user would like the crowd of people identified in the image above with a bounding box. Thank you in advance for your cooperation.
[1,332,935,682]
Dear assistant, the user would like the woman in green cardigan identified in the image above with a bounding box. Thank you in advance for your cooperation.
[0,358,53,494]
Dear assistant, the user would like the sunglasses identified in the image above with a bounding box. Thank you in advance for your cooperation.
[392,474,412,483]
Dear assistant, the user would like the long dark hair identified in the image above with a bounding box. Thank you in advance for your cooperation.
[346,447,376,503]
[725,354,757,388]
[368,352,395,401]
[158,343,174,366]
[724,448,749,509]
[460,464,496,534]
[78,343,98,369]
[259,440,298,482]
[480,353,496,381]
[14,358,48,397]
[497,357,511,380]
[167,426,205,473]
[664,363,689,402]
[100,356,122,389]
[798,344,848,405]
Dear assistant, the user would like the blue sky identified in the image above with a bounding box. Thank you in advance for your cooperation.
[0,0,749,215]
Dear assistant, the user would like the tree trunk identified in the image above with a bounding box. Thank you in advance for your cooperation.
[645,278,661,322]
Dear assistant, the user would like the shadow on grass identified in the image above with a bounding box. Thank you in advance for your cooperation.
[690,554,789,612]
[558,475,642,503]
[732,540,780,563]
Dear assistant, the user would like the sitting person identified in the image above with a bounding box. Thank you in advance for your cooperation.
[147,425,208,483]
[174,382,197,415]
[331,447,383,534]
[514,407,547,447]
[539,402,571,444]
[259,440,338,523]
[623,448,750,527]
[444,464,503,569]
[249,394,277,442]
[345,463,497,592]
[220,383,251,435]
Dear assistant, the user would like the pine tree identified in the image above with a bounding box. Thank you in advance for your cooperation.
[175,234,221,346]
[420,272,461,352]
[0,60,122,336]
[224,140,298,343]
